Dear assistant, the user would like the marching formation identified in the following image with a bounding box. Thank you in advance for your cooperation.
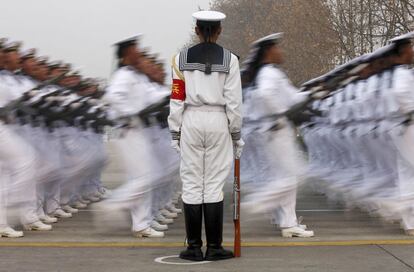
[300,32,414,236]
[2,8,414,264]
[0,38,110,237]
[240,30,414,238]
[0,36,181,239]
[100,35,182,238]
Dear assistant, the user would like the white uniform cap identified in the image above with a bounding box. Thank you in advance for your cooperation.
[59,64,72,73]
[389,31,414,43]
[369,44,395,59]
[0,38,8,48]
[21,48,37,59]
[113,34,143,59]
[113,34,142,46]
[3,40,22,51]
[36,56,49,64]
[252,33,284,47]
[192,11,226,22]
[48,60,63,68]
[241,33,284,71]
[67,68,82,77]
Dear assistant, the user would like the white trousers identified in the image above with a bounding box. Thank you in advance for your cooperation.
[0,124,37,225]
[265,127,305,228]
[180,107,233,204]
[391,125,414,229]
[0,164,8,228]
[104,128,157,232]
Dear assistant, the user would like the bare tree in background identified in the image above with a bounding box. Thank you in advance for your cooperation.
[206,0,339,84]
[326,0,414,63]
[192,0,414,83]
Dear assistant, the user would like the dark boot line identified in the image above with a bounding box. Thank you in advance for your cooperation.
[179,203,204,262]
[203,201,234,261]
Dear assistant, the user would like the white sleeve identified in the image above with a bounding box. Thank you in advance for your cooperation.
[256,67,304,116]
[223,54,243,139]
[277,70,309,109]
[167,54,186,140]
[254,68,285,116]
[146,83,169,105]
[392,67,414,114]
[105,69,137,118]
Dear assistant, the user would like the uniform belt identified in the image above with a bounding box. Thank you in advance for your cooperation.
[186,105,225,112]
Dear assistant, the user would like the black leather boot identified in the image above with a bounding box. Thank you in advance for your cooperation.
[179,203,204,261]
[204,201,234,261]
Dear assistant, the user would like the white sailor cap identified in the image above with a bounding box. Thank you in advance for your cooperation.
[113,34,142,47]
[3,40,22,52]
[21,48,37,59]
[251,32,284,48]
[61,63,72,72]
[48,60,61,68]
[241,34,284,73]
[252,33,284,47]
[389,31,414,44]
[193,11,226,23]
[67,69,82,77]
[369,44,396,60]
[0,38,8,49]
[114,34,142,59]
[326,54,369,77]
[345,54,371,75]
[36,56,49,65]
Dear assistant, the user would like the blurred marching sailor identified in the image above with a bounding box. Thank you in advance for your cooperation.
[298,32,414,236]
[0,40,52,235]
[132,57,181,232]
[241,33,314,238]
[387,32,414,235]
[102,35,164,238]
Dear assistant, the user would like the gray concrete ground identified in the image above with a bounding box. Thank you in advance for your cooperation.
[0,245,414,272]
[1,143,414,271]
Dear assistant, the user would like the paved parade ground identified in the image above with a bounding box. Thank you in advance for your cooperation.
[1,190,414,272]
[1,145,414,272]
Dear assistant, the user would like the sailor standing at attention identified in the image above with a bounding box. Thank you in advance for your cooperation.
[168,10,244,261]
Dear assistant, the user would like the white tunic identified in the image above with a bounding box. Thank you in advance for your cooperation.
[168,52,242,135]
[103,66,158,231]
[242,65,306,228]
[168,49,242,204]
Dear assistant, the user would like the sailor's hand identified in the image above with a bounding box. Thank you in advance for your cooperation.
[233,138,245,159]
[171,139,180,153]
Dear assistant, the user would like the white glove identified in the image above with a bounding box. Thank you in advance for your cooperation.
[233,139,245,159]
[171,140,180,153]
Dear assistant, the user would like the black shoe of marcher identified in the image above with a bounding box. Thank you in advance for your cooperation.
[205,247,234,261]
[179,247,204,262]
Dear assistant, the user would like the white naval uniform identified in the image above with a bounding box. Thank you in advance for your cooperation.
[243,64,307,228]
[143,81,180,219]
[13,76,62,219]
[168,50,242,205]
[103,66,159,232]
[299,64,414,228]
[0,70,37,226]
[389,65,414,230]
[32,84,66,215]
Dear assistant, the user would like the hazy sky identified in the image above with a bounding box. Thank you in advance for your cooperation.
[1,0,212,79]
